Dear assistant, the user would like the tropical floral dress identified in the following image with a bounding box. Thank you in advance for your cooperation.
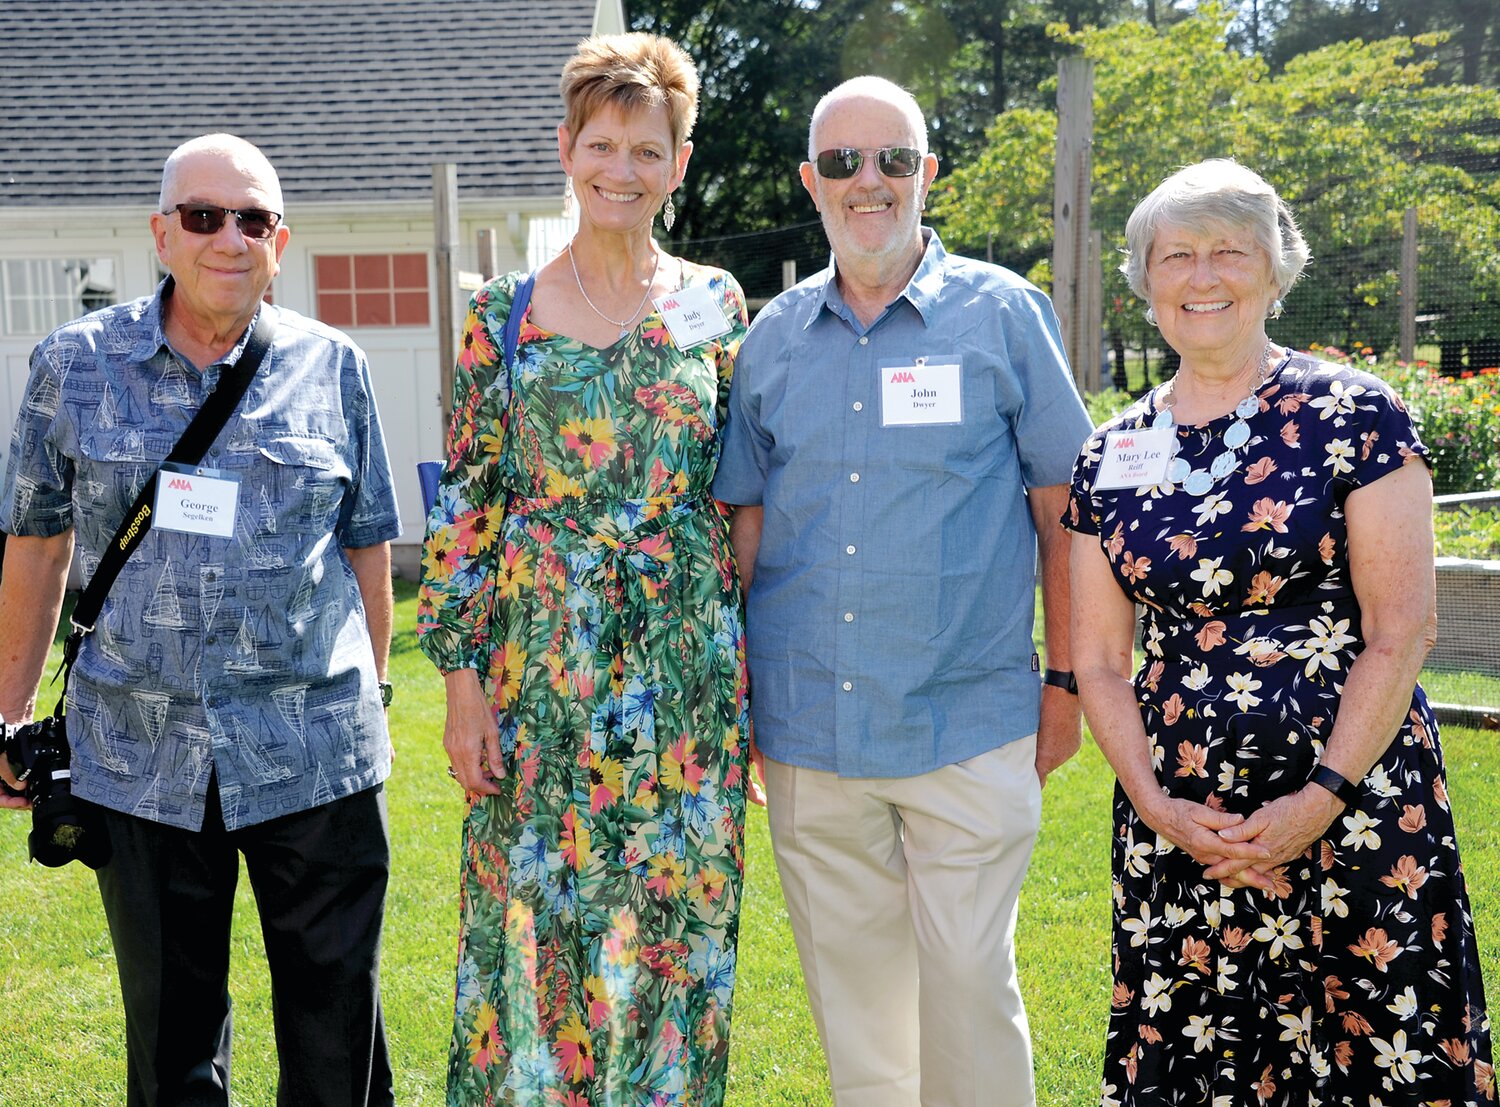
[1064,353,1493,1106]
[417,265,751,1107]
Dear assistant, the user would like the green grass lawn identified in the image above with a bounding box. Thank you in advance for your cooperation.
[1,582,1495,1104]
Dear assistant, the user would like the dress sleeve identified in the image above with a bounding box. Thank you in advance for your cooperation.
[1061,428,1107,537]
[1343,369,1431,489]
[416,275,519,672]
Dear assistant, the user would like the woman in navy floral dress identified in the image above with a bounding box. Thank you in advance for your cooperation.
[1066,160,1492,1106]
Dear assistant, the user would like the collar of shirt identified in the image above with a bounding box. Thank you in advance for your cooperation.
[127,275,271,372]
[807,227,948,336]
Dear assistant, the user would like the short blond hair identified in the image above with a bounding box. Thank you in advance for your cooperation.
[560,33,699,152]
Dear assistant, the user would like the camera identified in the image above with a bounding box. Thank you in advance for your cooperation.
[2,715,111,869]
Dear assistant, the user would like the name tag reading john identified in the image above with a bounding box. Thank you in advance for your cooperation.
[1094,427,1174,489]
[880,359,962,426]
[654,285,732,349]
[153,462,239,538]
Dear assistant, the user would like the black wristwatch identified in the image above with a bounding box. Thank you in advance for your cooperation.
[1308,764,1360,807]
[379,681,394,708]
[1042,668,1078,695]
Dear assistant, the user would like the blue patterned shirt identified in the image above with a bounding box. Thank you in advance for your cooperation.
[1,281,402,830]
[712,231,1091,777]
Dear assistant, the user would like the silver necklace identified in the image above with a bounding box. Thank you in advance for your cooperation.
[567,242,659,340]
[1152,341,1273,496]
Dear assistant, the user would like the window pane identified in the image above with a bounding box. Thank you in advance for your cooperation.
[353,254,391,290]
[391,253,428,289]
[318,291,354,327]
[354,291,393,327]
[316,254,352,291]
[393,291,429,327]
[3,258,119,335]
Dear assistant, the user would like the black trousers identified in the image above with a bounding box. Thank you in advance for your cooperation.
[93,782,395,1107]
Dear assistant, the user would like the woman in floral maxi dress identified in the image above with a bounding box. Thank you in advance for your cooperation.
[417,34,752,1106]
[1066,160,1492,1106]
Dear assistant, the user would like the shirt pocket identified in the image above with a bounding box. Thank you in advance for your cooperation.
[255,434,351,537]
[76,427,178,511]
[875,361,1007,476]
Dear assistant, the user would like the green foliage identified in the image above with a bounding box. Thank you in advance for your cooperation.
[1434,505,1500,560]
[929,7,1500,356]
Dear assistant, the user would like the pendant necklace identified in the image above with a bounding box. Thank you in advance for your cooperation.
[568,242,659,340]
[1152,341,1274,496]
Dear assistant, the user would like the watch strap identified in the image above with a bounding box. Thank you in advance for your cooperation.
[1042,668,1078,694]
[1308,763,1361,807]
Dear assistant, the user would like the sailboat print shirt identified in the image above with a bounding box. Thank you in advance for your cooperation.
[0,281,402,830]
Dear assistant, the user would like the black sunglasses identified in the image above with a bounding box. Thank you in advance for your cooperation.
[813,147,923,180]
[164,203,283,241]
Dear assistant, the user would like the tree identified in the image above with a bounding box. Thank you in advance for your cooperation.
[929,6,1500,367]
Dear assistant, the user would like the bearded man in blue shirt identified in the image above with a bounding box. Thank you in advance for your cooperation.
[0,134,399,1106]
[713,77,1092,1107]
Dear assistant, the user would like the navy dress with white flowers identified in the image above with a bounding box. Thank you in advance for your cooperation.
[1065,353,1493,1106]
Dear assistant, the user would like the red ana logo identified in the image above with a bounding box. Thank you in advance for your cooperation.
[661,298,680,311]
[1115,436,1135,449]
[890,370,916,383]
[167,477,193,490]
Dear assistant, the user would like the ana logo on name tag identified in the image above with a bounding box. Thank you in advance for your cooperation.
[654,285,732,349]
[880,359,962,426]
[1094,426,1173,489]
[153,462,240,538]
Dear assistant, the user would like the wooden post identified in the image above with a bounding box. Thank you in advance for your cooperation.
[781,259,798,291]
[1083,229,1103,393]
[1051,56,1094,390]
[1400,207,1418,364]
[433,163,460,426]
[477,227,500,280]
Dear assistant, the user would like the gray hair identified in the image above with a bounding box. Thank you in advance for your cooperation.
[1120,159,1309,300]
[808,76,929,161]
[158,133,284,215]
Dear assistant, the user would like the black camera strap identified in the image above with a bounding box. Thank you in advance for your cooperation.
[62,308,278,672]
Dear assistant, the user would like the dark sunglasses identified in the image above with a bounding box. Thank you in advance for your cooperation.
[164,203,283,241]
[813,147,923,180]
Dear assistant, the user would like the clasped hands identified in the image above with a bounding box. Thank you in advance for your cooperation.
[1140,786,1346,892]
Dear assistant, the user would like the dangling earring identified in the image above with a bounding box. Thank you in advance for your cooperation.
[1144,306,1158,327]
[1268,298,1284,319]
[563,177,575,219]
[663,194,676,233]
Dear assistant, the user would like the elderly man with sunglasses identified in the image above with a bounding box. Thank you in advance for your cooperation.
[0,133,399,1106]
[713,77,1092,1106]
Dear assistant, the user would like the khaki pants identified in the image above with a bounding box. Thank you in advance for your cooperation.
[765,737,1042,1107]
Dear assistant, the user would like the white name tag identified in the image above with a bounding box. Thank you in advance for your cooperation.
[1095,427,1174,489]
[653,285,732,349]
[153,462,239,538]
[880,360,962,426]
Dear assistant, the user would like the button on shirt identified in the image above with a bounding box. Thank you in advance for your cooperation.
[712,231,1091,777]
[1,283,402,830]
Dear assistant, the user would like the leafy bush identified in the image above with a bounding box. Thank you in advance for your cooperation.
[1434,506,1500,560]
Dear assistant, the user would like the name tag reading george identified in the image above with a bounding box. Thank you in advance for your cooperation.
[153,462,240,538]
[880,359,962,426]
[1094,427,1174,489]
[654,285,732,349]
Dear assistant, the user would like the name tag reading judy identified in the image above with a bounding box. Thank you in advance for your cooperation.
[880,358,962,426]
[152,462,239,538]
[653,285,732,349]
[1094,426,1174,489]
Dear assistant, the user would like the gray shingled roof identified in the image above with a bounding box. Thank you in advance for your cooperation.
[0,0,597,207]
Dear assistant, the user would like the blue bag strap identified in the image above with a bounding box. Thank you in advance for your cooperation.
[501,272,536,371]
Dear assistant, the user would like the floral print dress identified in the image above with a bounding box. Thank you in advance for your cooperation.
[1064,353,1493,1106]
[418,265,751,1107]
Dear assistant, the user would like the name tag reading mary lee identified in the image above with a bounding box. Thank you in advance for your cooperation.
[880,359,962,426]
[1094,426,1174,489]
[653,285,732,349]
[153,462,240,538]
